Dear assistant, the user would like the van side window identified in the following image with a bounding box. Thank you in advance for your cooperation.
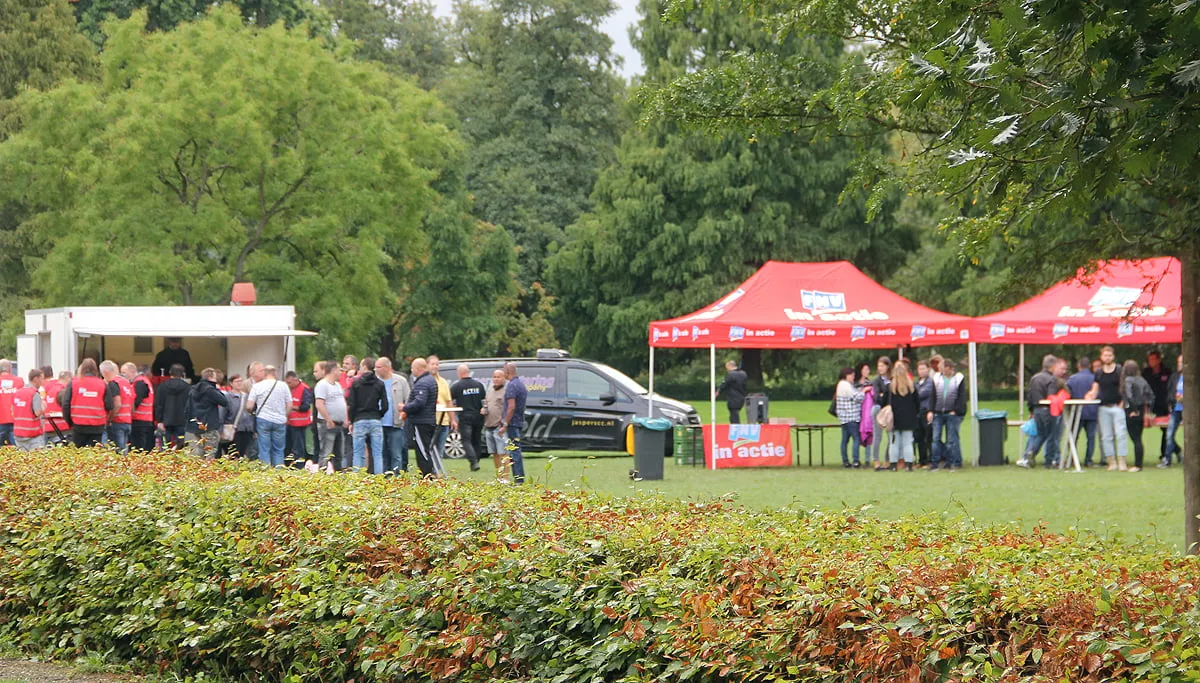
[567,368,611,401]
[522,367,561,395]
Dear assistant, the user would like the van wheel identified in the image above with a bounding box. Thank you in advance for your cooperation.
[444,430,466,459]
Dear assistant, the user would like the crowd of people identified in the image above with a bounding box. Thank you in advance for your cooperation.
[828,347,1184,472]
[1021,347,1184,471]
[833,354,966,471]
[0,349,532,484]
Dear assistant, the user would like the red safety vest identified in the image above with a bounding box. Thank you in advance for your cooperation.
[287,383,312,427]
[69,376,108,427]
[111,376,134,424]
[132,375,155,423]
[0,372,25,424]
[42,379,69,432]
[12,386,43,438]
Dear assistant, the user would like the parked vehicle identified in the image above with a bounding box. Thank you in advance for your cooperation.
[439,350,699,457]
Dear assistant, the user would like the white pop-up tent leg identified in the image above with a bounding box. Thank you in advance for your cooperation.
[647,346,655,418]
[969,342,980,466]
[710,344,717,471]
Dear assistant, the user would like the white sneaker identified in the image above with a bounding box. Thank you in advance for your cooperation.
[1016,459,1030,468]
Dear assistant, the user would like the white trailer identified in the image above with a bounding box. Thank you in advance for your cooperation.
[16,306,315,377]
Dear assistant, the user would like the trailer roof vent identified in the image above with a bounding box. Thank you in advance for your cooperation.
[231,282,256,306]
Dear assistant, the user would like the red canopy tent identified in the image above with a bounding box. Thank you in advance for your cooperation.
[647,261,978,468]
[970,257,1181,460]
[971,257,1181,345]
[649,260,973,349]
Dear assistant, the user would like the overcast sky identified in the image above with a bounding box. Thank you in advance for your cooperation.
[431,0,645,78]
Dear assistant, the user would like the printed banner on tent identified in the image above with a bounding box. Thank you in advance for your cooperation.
[702,424,792,468]
[649,261,973,349]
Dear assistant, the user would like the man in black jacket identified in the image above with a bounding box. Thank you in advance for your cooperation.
[348,357,387,473]
[401,357,440,477]
[451,364,486,472]
[1018,354,1064,469]
[154,364,192,450]
[187,368,228,459]
[714,360,748,424]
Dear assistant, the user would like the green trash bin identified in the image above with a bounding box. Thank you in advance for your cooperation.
[633,418,672,480]
[674,425,701,465]
[976,409,1008,466]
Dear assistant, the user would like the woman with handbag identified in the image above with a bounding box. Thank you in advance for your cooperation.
[834,367,865,469]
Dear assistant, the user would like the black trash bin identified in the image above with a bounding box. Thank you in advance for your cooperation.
[632,418,672,480]
[745,393,769,423]
[976,409,1008,466]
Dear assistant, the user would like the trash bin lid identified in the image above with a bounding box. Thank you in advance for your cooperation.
[975,409,1008,420]
[633,417,673,431]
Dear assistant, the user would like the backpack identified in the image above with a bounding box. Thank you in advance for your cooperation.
[875,404,894,431]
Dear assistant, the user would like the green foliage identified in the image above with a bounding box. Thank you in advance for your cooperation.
[324,0,453,88]
[547,0,917,376]
[72,0,326,45]
[3,447,1200,681]
[438,0,625,286]
[649,0,1200,271]
[0,7,459,350]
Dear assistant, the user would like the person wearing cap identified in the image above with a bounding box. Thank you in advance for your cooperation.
[152,338,195,380]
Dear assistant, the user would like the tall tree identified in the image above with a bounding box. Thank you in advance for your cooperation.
[324,0,452,88]
[546,0,915,378]
[439,0,625,287]
[72,0,325,44]
[0,7,458,349]
[647,0,1200,550]
[0,0,97,355]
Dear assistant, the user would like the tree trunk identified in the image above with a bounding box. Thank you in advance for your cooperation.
[1183,242,1200,554]
[741,348,763,392]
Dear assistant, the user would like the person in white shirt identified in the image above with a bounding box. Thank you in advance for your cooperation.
[245,363,290,467]
[314,361,349,473]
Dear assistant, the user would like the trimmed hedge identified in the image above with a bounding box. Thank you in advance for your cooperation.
[1,448,1199,682]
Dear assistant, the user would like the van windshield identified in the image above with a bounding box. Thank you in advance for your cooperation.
[594,363,648,396]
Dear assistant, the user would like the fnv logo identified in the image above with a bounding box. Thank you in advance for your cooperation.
[80,390,99,398]
[652,328,669,343]
[671,327,687,342]
[801,290,847,314]
[910,325,927,341]
[989,323,1006,339]
[1117,321,1134,338]
[850,326,867,342]
[1052,323,1070,339]
[729,326,746,341]
[691,326,709,339]
[790,326,807,341]
[728,424,761,447]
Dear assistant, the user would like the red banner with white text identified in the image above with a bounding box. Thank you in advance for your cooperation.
[702,424,793,468]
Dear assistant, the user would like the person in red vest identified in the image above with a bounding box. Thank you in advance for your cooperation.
[12,368,46,451]
[100,360,133,454]
[41,368,71,445]
[0,358,25,447]
[61,359,113,447]
[285,370,313,466]
[123,363,156,452]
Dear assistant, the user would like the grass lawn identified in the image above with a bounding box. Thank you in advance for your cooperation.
[448,400,1188,551]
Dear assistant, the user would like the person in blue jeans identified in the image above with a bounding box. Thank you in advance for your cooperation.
[833,367,864,468]
[1163,354,1183,467]
[929,358,967,470]
[245,363,290,467]
[500,362,528,484]
[1066,357,1099,466]
[347,357,387,473]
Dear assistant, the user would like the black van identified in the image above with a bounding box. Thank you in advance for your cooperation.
[438,350,699,456]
